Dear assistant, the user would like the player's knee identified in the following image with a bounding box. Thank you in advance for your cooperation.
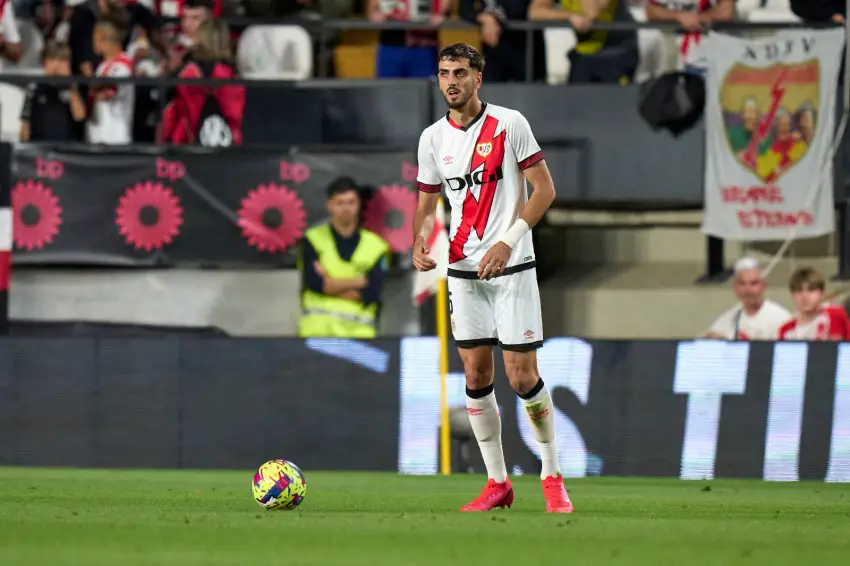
[463,363,493,390]
[504,360,538,396]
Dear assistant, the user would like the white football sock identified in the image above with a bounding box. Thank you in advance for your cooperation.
[521,380,561,480]
[466,387,508,483]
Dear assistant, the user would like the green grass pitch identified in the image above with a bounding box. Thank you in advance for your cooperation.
[1,467,848,565]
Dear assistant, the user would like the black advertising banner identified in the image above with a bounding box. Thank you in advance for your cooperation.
[0,337,401,471]
[0,336,848,481]
[399,337,850,482]
[10,146,421,266]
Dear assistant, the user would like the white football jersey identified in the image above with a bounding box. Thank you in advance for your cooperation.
[416,103,543,272]
[88,53,134,145]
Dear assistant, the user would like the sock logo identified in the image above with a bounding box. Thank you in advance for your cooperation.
[526,402,549,426]
[467,408,483,416]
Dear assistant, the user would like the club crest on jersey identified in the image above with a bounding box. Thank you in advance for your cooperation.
[476,142,492,158]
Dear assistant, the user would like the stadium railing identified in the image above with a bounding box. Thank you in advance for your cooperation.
[0,18,846,281]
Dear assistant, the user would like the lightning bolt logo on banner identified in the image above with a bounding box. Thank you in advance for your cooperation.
[701,29,846,241]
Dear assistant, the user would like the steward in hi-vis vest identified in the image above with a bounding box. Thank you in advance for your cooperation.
[298,178,390,338]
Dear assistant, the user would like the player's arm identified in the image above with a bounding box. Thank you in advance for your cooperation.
[503,112,555,244]
[518,161,556,228]
[413,130,442,272]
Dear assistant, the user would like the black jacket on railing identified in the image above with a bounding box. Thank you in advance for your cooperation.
[791,0,845,22]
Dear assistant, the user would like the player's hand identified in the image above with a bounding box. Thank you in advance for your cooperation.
[833,13,845,24]
[313,261,327,277]
[412,237,437,272]
[478,242,512,280]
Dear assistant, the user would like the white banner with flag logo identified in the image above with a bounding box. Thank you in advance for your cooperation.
[702,29,846,241]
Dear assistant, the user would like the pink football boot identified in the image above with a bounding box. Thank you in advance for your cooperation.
[542,475,574,513]
[460,478,514,512]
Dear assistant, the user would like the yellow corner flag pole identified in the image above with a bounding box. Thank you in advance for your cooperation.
[434,199,451,476]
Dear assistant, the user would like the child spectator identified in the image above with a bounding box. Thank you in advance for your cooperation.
[778,266,850,341]
[20,41,87,141]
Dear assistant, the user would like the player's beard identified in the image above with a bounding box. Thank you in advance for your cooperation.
[443,87,472,110]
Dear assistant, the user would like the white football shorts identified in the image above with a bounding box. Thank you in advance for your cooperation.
[447,265,543,351]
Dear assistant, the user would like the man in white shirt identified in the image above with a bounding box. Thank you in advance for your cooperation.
[704,257,791,341]
[0,0,24,72]
[87,19,134,145]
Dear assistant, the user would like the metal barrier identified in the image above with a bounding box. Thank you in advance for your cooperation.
[0,18,846,281]
[0,17,830,87]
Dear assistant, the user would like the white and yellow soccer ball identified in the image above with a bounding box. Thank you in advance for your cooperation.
[252,459,307,510]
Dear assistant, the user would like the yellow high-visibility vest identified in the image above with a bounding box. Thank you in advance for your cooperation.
[297,225,389,339]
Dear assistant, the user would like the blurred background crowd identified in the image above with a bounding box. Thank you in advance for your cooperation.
[0,0,809,146]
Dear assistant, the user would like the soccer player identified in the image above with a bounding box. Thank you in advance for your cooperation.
[411,43,573,513]
[778,266,850,341]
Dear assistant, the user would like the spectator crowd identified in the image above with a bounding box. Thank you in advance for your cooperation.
[705,258,850,342]
[2,0,245,145]
[0,0,813,145]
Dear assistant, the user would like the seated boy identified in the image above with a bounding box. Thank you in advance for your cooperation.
[778,266,850,341]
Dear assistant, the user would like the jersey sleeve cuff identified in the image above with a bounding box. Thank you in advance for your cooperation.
[417,181,441,193]
[518,151,545,170]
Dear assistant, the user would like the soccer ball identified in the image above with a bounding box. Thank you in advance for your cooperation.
[252,459,307,510]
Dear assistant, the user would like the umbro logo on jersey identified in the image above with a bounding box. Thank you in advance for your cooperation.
[476,142,492,158]
[445,167,504,191]
[443,156,454,164]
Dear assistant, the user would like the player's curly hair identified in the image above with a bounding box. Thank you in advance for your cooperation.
[438,43,485,73]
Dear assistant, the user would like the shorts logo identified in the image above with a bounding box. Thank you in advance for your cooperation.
[476,142,492,158]
[443,156,454,164]
[524,329,534,340]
